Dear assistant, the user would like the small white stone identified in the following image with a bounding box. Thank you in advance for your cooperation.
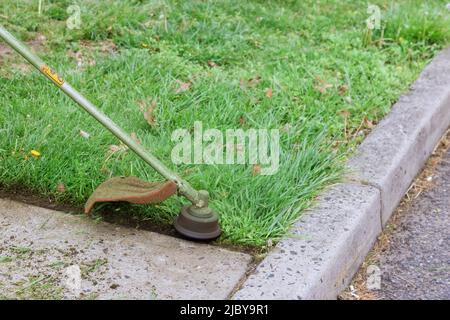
[63,264,82,297]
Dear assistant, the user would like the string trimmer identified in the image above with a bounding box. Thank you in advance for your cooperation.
[0,26,221,240]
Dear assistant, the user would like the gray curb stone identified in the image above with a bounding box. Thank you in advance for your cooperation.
[349,48,450,225]
[234,183,381,299]
[233,47,450,299]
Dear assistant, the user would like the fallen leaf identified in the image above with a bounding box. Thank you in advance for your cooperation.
[108,144,128,153]
[248,76,261,87]
[239,116,246,126]
[175,80,192,93]
[337,84,348,95]
[314,76,333,94]
[56,183,66,193]
[363,117,375,129]
[339,110,350,118]
[317,83,333,94]
[265,88,273,98]
[207,60,218,68]
[141,99,157,126]
[252,164,261,176]
[240,76,262,90]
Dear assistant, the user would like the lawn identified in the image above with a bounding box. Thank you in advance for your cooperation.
[0,0,449,246]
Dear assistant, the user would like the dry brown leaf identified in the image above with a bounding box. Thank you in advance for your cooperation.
[314,76,333,94]
[252,164,261,176]
[363,117,375,129]
[265,88,273,98]
[248,76,261,87]
[338,84,348,95]
[316,83,333,94]
[175,80,192,93]
[339,109,351,118]
[240,76,262,90]
[207,60,218,68]
[108,144,128,153]
[141,99,157,126]
[56,182,65,193]
[239,116,246,126]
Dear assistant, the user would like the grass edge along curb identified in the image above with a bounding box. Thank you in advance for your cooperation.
[233,47,450,299]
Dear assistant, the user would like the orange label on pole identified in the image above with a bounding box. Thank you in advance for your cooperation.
[40,65,64,87]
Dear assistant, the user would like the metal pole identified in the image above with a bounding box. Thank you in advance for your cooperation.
[0,25,204,207]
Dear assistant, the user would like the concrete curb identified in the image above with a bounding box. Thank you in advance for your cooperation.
[233,47,450,300]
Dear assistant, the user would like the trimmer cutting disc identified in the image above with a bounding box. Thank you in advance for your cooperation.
[174,205,221,240]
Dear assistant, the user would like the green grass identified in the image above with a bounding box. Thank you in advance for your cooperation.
[0,0,449,246]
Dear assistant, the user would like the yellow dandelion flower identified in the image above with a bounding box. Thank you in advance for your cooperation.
[30,150,41,158]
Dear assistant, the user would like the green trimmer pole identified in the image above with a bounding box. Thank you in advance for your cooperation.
[0,25,220,240]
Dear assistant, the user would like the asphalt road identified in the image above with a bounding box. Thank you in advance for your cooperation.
[372,150,450,299]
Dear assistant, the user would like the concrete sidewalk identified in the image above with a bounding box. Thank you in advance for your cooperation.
[0,199,251,299]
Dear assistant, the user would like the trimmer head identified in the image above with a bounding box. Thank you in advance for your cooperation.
[174,205,221,240]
